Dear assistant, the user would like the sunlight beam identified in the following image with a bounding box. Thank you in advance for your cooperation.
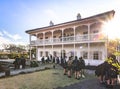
[102,9,120,40]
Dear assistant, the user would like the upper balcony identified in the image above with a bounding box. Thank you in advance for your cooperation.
[30,33,107,46]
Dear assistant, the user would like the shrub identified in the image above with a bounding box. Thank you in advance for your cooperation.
[30,61,39,67]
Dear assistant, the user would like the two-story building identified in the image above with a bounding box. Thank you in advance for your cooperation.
[26,10,115,65]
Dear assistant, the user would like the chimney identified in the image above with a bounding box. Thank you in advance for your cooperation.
[49,21,54,26]
[77,13,81,20]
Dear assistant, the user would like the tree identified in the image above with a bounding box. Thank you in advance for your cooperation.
[3,44,26,53]
[108,39,120,55]
[0,44,29,59]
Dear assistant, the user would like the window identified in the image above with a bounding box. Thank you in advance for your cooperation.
[45,51,49,57]
[53,36,56,38]
[45,37,48,39]
[93,30,99,33]
[40,51,43,57]
[70,51,74,57]
[83,51,88,59]
[93,51,99,60]
[69,51,75,57]
[83,32,88,40]
[53,51,57,56]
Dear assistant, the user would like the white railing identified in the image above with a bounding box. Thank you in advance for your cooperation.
[75,34,88,42]
[90,33,106,41]
[63,36,74,42]
[30,33,107,46]
[53,38,61,43]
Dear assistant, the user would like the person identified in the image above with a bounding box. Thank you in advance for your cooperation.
[104,54,119,88]
[46,56,50,63]
[109,55,119,86]
[49,54,52,62]
[79,57,85,78]
[67,56,73,78]
[14,56,20,69]
[95,62,106,84]
[72,56,80,79]
[52,56,56,68]
[61,56,67,75]
[41,56,45,64]
[21,56,26,69]
[56,57,60,64]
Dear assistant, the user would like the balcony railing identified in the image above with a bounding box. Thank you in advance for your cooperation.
[30,33,107,46]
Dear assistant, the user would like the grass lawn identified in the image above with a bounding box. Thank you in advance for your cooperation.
[0,65,95,89]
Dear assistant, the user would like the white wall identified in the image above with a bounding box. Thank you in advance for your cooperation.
[37,43,106,65]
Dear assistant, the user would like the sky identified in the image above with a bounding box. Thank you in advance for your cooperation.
[0,0,120,49]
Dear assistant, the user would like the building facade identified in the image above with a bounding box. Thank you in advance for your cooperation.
[26,10,115,65]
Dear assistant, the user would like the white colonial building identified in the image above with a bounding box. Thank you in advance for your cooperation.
[26,10,115,65]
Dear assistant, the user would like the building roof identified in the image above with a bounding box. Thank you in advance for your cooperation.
[26,10,115,34]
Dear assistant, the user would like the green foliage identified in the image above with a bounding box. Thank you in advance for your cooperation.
[30,61,39,67]
[0,54,8,59]
[0,43,29,59]
[0,53,28,59]
[114,51,120,56]
[108,39,120,54]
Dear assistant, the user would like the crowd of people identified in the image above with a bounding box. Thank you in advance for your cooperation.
[13,53,120,87]
[64,56,85,79]
[13,56,26,69]
[95,54,120,88]
[41,55,86,80]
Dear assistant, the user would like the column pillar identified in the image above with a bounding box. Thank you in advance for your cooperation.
[29,34,32,60]
[87,24,90,60]
[73,26,76,58]
[43,32,45,57]
[51,30,54,57]
[35,33,38,60]
[62,29,64,58]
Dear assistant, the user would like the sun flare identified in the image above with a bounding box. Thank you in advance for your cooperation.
[102,9,120,39]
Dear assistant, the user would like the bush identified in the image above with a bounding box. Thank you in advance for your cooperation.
[85,65,97,70]
[30,61,39,67]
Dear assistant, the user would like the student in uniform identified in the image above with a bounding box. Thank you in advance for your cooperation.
[67,56,73,78]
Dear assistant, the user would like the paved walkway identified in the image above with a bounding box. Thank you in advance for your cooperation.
[56,78,120,89]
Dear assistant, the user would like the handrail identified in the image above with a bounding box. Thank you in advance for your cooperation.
[30,33,107,46]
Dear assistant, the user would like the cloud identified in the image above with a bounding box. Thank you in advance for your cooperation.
[44,9,59,21]
[0,36,11,49]
[0,31,3,36]
[3,30,22,41]
[0,36,27,49]
[0,30,27,49]
[45,9,56,18]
